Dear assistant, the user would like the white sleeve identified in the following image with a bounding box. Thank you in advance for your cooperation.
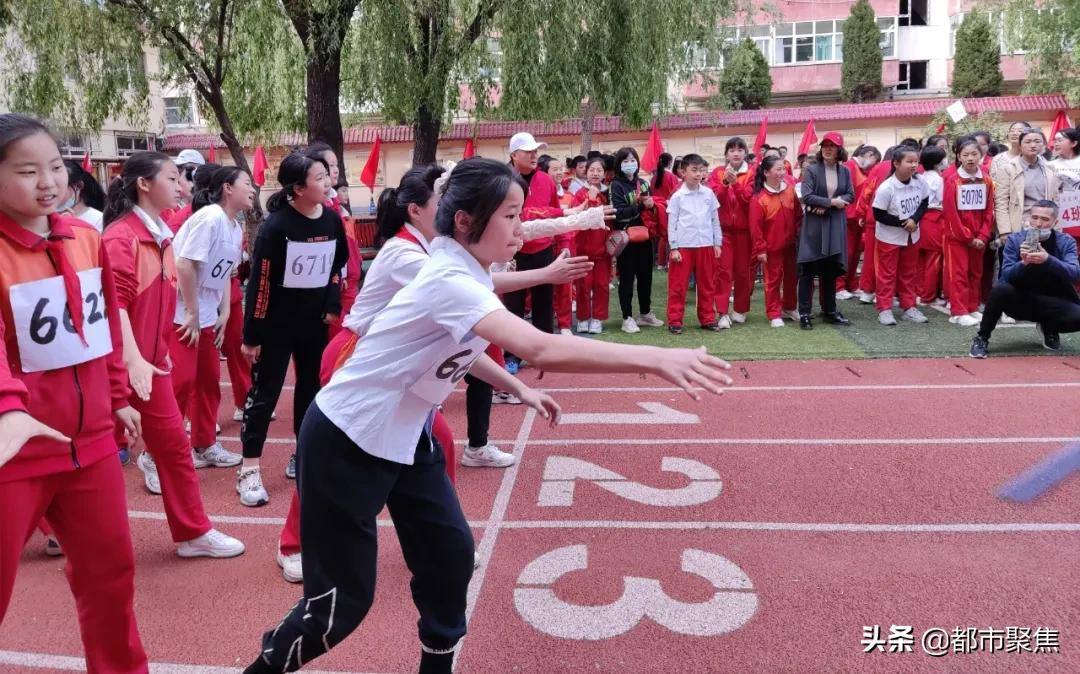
[667,192,682,250]
[174,213,217,263]
[872,180,893,212]
[522,207,606,241]
[427,273,505,343]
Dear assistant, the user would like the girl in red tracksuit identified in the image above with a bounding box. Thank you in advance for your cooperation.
[855,150,896,303]
[0,113,147,673]
[837,146,880,297]
[707,137,754,326]
[102,151,245,558]
[572,157,611,334]
[917,146,947,306]
[750,156,801,327]
[943,137,994,326]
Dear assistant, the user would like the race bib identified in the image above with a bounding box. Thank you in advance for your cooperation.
[283,240,336,289]
[203,254,237,291]
[409,341,484,404]
[1058,191,1080,231]
[9,268,113,373]
[957,183,987,211]
[896,192,922,220]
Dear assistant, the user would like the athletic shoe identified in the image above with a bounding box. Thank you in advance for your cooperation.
[901,307,929,324]
[856,291,876,304]
[492,391,522,405]
[782,309,800,322]
[559,328,573,336]
[949,314,980,327]
[461,444,516,468]
[1000,314,1016,325]
[285,454,297,479]
[45,537,63,557]
[932,297,948,307]
[668,325,683,335]
[504,359,520,375]
[191,449,211,469]
[232,408,275,422]
[770,318,785,328]
[577,320,591,334]
[971,311,984,320]
[835,290,854,301]
[716,315,733,330]
[729,311,747,324]
[277,550,303,583]
[176,528,245,559]
[118,446,130,466]
[1036,324,1061,351]
[621,317,640,334]
[588,319,603,334]
[969,335,990,359]
[137,452,162,495]
[636,312,664,327]
[195,442,242,468]
[237,467,269,507]
[878,310,897,326]
[184,419,221,434]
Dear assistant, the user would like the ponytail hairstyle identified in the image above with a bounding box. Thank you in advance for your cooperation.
[193,165,247,213]
[434,158,526,243]
[267,152,329,212]
[375,163,445,246]
[537,154,554,173]
[753,156,784,193]
[189,162,222,213]
[652,152,673,189]
[888,146,920,176]
[0,113,57,163]
[63,159,106,210]
[103,151,173,225]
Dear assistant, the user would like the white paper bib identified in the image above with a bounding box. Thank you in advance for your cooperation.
[283,239,336,289]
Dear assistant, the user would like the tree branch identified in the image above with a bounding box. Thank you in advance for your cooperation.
[214,0,229,84]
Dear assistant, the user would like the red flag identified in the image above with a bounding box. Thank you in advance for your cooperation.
[81,151,92,173]
[752,116,768,156]
[207,145,216,163]
[360,135,382,191]
[797,119,818,156]
[1049,110,1072,143]
[252,146,268,187]
[935,122,947,134]
[463,138,476,159]
[640,122,665,173]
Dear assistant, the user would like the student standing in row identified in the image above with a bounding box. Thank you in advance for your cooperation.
[835,145,880,300]
[708,138,754,327]
[750,156,802,327]
[944,137,994,326]
[572,157,612,333]
[872,146,930,326]
[610,146,663,333]
[666,153,720,334]
[917,146,947,306]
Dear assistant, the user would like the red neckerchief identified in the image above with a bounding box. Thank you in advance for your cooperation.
[394,228,422,247]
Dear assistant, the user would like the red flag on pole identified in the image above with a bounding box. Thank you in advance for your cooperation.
[81,151,92,173]
[207,144,216,163]
[796,119,818,156]
[463,137,476,159]
[360,135,382,191]
[640,122,665,173]
[252,146,268,187]
[1049,110,1072,143]
[935,122,947,134]
[752,116,769,156]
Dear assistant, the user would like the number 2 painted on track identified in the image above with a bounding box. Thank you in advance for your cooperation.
[537,456,723,507]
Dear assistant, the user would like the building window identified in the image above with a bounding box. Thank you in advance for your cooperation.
[896,61,928,90]
[899,0,928,27]
[878,17,898,58]
[116,134,152,156]
[477,37,502,78]
[164,96,194,126]
[60,134,88,155]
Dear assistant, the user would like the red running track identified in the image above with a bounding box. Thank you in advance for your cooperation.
[2,356,1079,673]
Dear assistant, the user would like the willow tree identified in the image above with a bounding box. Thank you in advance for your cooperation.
[1004,1,1080,102]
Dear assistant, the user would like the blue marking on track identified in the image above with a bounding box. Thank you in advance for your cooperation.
[997,442,1080,503]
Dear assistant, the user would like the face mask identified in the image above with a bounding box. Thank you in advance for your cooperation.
[1038,227,1052,241]
[621,161,638,176]
[57,195,76,212]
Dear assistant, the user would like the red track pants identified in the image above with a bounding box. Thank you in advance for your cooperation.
[945,241,984,316]
[763,247,798,320]
[836,219,864,292]
[171,327,221,449]
[221,284,250,409]
[667,247,717,328]
[574,256,611,322]
[918,212,945,303]
[875,241,920,312]
[715,230,752,315]
[858,224,878,294]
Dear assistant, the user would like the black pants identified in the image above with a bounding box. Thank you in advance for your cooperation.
[618,240,653,319]
[797,258,840,317]
[464,374,492,448]
[249,404,474,673]
[504,246,556,335]
[978,281,1080,340]
[241,326,327,459]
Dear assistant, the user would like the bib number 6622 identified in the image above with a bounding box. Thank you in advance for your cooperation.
[435,349,480,384]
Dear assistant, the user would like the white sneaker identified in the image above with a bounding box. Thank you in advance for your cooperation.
[577,320,591,333]
[729,311,747,324]
[559,328,573,336]
[635,312,664,327]
[781,309,800,321]
[717,315,733,330]
[277,550,303,583]
[1000,314,1016,325]
[878,310,897,326]
[588,319,603,334]
[232,408,276,422]
[191,449,210,469]
[137,452,161,495]
[856,291,876,304]
[461,444,516,468]
[177,528,245,559]
[901,307,929,324]
[194,442,242,468]
[949,314,980,327]
[492,391,522,405]
[932,297,948,307]
[836,290,854,301]
[971,311,984,320]
[769,318,785,328]
[621,317,640,333]
[236,467,269,507]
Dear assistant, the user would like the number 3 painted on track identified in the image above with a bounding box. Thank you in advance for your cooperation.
[514,545,758,640]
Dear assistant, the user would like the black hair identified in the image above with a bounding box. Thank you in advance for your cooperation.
[1054,128,1080,158]
[434,158,526,243]
[753,156,785,193]
[375,164,444,246]
[681,153,708,169]
[954,136,982,164]
[537,154,554,173]
[815,143,849,164]
[63,159,106,211]
[925,135,948,150]
[1008,120,1031,133]
[0,113,57,162]
[763,147,781,159]
[797,153,808,164]
[725,137,748,155]
[972,130,992,145]
[889,146,920,176]
[760,143,771,151]
[601,154,615,172]
[191,162,221,194]
[881,146,897,162]
[652,152,674,189]
[853,144,881,162]
[103,151,174,225]
[1032,199,1059,216]
[1019,128,1047,148]
[585,155,606,173]
[305,142,333,158]
[899,137,922,150]
[193,165,247,213]
[569,155,587,171]
[613,147,641,181]
[586,150,602,160]
[988,142,1008,157]
[920,146,947,172]
[267,152,330,212]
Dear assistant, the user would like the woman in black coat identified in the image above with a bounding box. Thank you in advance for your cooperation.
[797,132,856,330]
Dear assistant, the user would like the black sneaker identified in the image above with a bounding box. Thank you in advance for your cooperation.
[1036,324,1061,351]
[668,325,683,335]
[799,315,813,330]
[822,311,851,326]
[969,335,990,359]
[285,453,297,480]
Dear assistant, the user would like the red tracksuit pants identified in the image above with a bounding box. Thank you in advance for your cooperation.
[875,240,920,312]
[130,374,213,542]
[715,230,752,315]
[574,256,611,322]
[918,212,945,303]
[1,457,148,673]
[763,247,798,320]
[553,243,575,330]
[836,219,863,292]
[171,327,221,449]
[667,247,717,328]
[221,290,251,409]
[945,241,984,316]
[858,224,878,294]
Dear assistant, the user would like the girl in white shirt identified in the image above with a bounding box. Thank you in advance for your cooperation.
[872,146,931,325]
[60,160,105,232]
[243,158,732,674]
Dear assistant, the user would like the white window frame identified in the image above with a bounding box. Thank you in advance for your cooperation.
[164,96,195,126]
[116,134,153,157]
[60,134,88,155]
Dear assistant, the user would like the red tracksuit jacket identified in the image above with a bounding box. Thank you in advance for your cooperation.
[520,170,573,254]
[749,184,802,256]
[857,160,893,227]
[571,187,610,258]
[0,213,128,483]
[707,166,753,232]
[844,159,868,221]
[943,171,995,244]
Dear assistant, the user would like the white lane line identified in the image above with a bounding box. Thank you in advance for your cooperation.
[220,381,294,390]
[499,382,1080,393]
[455,408,536,672]
[216,436,476,446]
[521,436,1077,446]
[0,650,383,674]
[499,520,1080,533]
[127,510,487,529]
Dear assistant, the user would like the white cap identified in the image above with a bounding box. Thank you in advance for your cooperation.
[174,149,206,166]
[508,132,547,154]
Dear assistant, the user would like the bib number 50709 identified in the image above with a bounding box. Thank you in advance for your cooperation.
[10,268,113,372]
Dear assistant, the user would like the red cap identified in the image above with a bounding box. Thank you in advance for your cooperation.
[820,131,845,148]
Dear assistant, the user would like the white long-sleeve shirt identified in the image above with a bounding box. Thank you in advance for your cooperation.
[667,182,722,250]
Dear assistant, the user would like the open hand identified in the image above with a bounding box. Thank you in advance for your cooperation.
[0,411,70,469]
[546,253,593,284]
[128,357,168,402]
[518,388,562,428]
[653,346,733,400]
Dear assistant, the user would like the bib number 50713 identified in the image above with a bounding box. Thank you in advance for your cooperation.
[10,268,113,372]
